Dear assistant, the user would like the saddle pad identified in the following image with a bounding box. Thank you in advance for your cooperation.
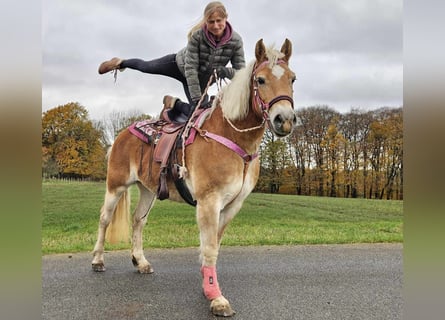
[128,119,162,144]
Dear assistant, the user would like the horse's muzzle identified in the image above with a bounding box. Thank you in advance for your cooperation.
[270,107,297,137]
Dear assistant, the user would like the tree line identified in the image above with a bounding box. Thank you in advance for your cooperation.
[42,102,150,180]
[257,105,403,200]
[42,102,402,199]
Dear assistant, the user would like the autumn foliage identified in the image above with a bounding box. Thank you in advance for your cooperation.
[256,106,403,200]
[42,102,402,199]
[42,102,107,180]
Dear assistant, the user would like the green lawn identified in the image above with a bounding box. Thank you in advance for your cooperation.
[42,179,403,254]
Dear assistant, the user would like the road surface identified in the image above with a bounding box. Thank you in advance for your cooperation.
[42,243,402,320]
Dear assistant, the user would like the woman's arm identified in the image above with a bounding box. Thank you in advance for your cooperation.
[184,33,202,102]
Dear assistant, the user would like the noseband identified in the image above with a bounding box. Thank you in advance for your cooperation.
[252,60,294,122]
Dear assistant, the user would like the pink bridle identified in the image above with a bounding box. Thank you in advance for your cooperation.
[252,59,294,123]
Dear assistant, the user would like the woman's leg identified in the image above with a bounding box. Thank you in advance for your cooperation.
[100,54,208,117]
[120,54,184,81]
[122,54,195,108]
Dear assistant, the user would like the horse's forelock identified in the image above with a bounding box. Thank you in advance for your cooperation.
[266,45,285,68]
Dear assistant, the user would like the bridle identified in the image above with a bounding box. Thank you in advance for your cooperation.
[252,59,294,125]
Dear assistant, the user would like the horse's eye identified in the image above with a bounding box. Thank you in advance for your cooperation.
[257,77,266,85]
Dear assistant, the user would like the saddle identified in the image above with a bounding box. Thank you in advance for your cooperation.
[128,101,212,206]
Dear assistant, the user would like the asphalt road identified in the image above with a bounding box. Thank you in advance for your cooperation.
[42,244,402,320]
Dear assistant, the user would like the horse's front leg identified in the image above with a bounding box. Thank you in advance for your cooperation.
[197,201,236,317]
[217,196,246,245]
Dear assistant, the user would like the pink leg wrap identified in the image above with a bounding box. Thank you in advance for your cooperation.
[201,266,222,300]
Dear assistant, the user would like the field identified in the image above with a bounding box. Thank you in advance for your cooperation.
[42,180,403,254]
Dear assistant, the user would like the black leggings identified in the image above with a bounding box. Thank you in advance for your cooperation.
[120,54,194,114]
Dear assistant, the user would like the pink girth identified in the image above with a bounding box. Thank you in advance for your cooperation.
[201,266,222,300]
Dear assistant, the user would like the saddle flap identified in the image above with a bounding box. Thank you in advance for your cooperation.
[154,129,182,165]
[162,123,184,134]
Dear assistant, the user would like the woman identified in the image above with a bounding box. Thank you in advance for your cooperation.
[98,1,245,120]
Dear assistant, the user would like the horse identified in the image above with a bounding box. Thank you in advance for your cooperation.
[92,38,297,317]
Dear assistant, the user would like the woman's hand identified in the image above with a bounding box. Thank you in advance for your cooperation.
[216,66,230,79]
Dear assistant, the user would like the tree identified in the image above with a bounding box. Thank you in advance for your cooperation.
[96,109,152,146]
[42,102,107,179]
[257,129,293,193]
[367,107,403,199]
[289,124,307,195]
[297,105,340,196]
[382,108,403,199]
[323,122,344,197]
[339,109,373,198]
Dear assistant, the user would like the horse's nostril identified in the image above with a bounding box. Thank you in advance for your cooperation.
[274,115,283,125]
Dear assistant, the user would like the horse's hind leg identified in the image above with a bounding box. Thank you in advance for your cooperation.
[131,183,156,274]
[92,187,126,272]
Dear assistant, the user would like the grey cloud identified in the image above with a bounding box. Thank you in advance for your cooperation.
[42,0,403,119]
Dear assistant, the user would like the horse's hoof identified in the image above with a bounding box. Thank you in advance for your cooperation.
[210,297,236,317]
[138,265,154,274]
[211,305,236,317]
[132,256,154,274]
[92,263,106,272]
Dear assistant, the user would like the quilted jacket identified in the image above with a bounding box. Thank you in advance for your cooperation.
[175,23,245,102]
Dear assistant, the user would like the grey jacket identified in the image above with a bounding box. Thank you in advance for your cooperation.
[175,27,245,102]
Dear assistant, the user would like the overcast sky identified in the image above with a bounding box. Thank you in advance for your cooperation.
[42,0,402,120]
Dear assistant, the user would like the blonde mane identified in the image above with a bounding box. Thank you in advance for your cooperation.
[215,45,285,121]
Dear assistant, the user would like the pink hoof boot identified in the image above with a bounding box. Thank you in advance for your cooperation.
[201,266,222,300]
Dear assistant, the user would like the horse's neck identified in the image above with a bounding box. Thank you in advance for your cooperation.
[209,105,265,155]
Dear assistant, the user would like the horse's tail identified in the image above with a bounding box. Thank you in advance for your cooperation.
[105,190,131,244]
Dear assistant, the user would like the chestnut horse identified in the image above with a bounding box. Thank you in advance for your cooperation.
[92,39,296,316]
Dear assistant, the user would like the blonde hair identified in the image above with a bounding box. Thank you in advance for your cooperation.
[187,1,228,40]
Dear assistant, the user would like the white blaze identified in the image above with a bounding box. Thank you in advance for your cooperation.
[272,65,285,79]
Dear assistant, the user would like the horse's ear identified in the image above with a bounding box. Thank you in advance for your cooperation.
[280,38,292,62]
[255,39,267,62]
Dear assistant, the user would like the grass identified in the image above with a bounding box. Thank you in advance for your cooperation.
[42,179,403,254]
